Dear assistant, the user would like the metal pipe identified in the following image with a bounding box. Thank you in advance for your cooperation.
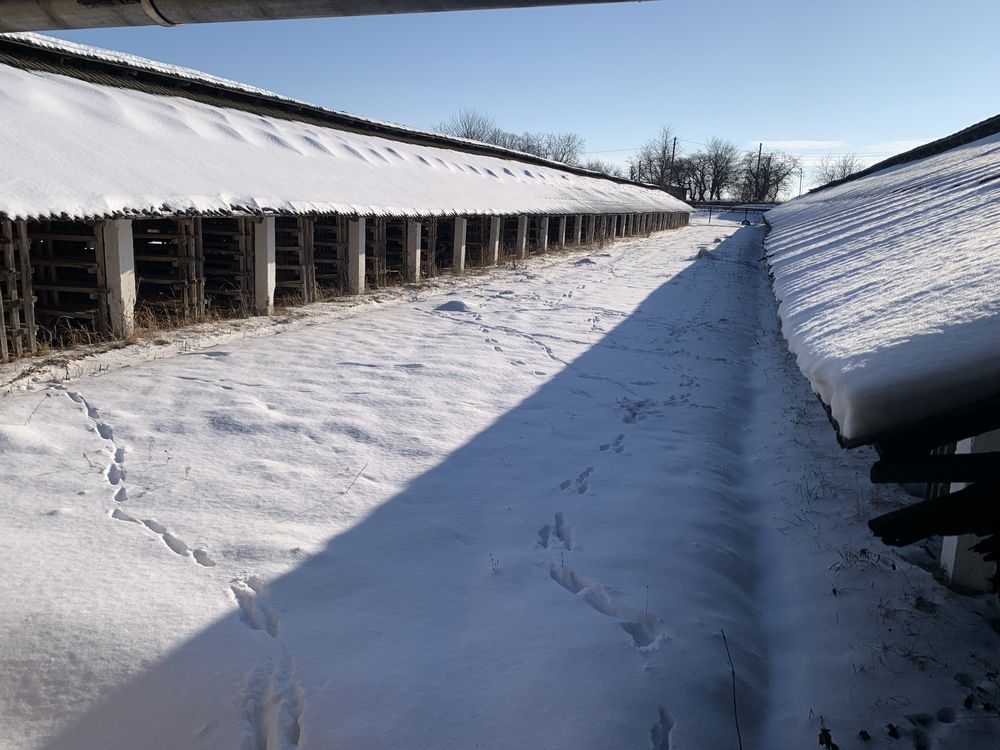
[0,0,637,32]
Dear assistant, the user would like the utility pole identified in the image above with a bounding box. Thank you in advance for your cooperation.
[668,137,678,186]
[798,167,803,197]
[754,142,763,202]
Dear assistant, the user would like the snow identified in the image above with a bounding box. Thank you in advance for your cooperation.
[0,36,689,222]
[2,218,997,749]
[765,133,1000,443]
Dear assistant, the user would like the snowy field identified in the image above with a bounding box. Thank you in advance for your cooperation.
[1,215,998,750]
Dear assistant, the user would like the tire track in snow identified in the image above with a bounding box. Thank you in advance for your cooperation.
[59,386,216,566]
[230,575,305,750]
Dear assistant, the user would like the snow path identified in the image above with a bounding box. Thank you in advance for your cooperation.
[1,217,998,749]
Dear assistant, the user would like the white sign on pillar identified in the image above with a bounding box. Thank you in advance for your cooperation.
[348,217,366,294]
[100,219,136,336]
[453,217,467,273]
[253,216,276,316]
[489,216,501,265]
[516,215,528,259]
[942,432,1000,592]
[406,219,422,283]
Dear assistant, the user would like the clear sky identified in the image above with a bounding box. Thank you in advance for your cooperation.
[48,0,1000,188]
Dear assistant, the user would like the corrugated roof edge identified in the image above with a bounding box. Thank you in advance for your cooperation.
[763,190,1000,453]
[807,112,1000,195]
[0,32,688,204]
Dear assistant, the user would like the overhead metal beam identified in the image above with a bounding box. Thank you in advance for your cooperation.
[0,1,639,32]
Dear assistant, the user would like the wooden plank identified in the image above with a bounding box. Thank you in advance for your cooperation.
[869,481,998,547]
[0,219,19,357]
[0,284,7,362]
[15,221,37,354]
[870,452,1000,484]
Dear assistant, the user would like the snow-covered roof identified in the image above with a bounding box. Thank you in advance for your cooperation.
[0,34,689,221]
[765,128,1000,445]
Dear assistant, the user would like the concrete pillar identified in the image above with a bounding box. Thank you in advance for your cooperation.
[558,216,567,248]
[516,215,528,259]
[99,219,136,336]
[488,216,501,265]
[587,215,596,244]
[610,214,618,239]
[539,217,549,253]
[406,219,421,282]
[942,431,1000,591]
[574,215,583,245]
[452,216,467,273]
[348,216,365,294]
[253,216,276,316]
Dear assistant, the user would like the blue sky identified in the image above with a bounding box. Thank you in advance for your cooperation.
[49,0,1000,186]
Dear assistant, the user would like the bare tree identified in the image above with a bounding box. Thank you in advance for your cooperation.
[815,153,864,184]
[736,148,800,202]
[628,125,678,187]
[704,137,741,200]
[582,158,625,178]
[435,108,586,165]
[435,108,501,142]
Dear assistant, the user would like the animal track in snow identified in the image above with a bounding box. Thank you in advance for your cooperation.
[538,512,574,550]
[549,563,668,648]
[109,509,214,566]
[650,708,675,749]
[242,650,304,750]
[560,467,593,494]
[66,391,127,500]
[231,575,280,638]
[599,434,626,453]
[619,397,658,424]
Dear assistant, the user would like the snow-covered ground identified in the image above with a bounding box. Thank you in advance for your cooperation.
[1,215,997,750]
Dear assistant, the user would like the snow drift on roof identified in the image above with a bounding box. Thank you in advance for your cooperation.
[765,131,1000,443]
[0,36,688,221]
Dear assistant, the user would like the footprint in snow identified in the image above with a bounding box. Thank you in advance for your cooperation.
[560,467,593,494]
[651,709,675,749]
[599,434,626,453]
[538,512,574,550]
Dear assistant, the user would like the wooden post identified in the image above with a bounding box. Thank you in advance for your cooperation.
[406,219,422,282]
[516,215,528,260]
[574,215,583,245]
[98,219,137,337]
[586,215,596,244]
[252,216,276,316]
[488,216,501,266]
[348,217,365,294]
[539,217,549,253]
[452,217,467,273]
[610,214,618,239]
[557,216,567,248]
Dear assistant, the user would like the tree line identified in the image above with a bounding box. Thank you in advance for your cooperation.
[436,109,864,202]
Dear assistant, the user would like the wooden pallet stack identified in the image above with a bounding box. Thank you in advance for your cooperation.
[0,219,37,362]
[132,218,204,322]
[384,218,407,283]
[275,217,316,304]
[432,217,454,274]
[421,218,439,278]
[365,218,388,289]
[464,217,487,267]
[313,215,347,296]
[29,220,109,339]
[202,217,253,313]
